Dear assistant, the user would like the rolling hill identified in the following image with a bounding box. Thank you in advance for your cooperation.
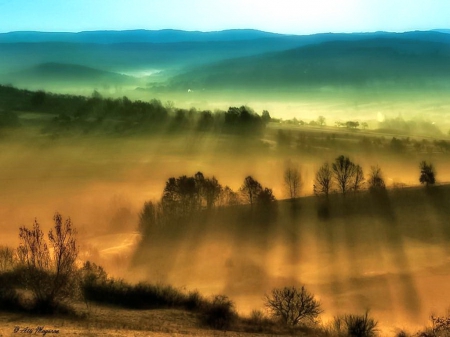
[1,29,450,94]
[1,30,449,75]
[168,37,450,92]
[2,63,137,88]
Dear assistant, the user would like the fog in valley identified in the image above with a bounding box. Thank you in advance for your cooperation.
[1,29,450,335]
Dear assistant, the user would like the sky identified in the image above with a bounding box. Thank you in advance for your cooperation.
[0,0,449,34]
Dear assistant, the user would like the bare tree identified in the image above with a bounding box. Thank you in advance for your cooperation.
[352,164,365,192]
[368,165,386,192]
[17,213,78,310]
[265,286,322,326]
[284,164,301,199]
[314,163,333,197]
[48,213,78,302]
[0,246,15,272]
[332,155,356,195]
[138,201,160,236]
[218,186,240,207]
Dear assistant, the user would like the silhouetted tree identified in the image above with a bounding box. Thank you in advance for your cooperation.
[419,161,436,186]
[138,201,162,236]
[352,165,365,192]
[239,176,263,206]
[201,177,222,210]
[218,186,240,206]
[265,286,322,326]
[262,110,271,124]
[17,213,78,311]
[314,163,333,197]
[317,116,326,126]
[284,164,301,199]
[197,110,214,130]
[368,166,386,192]
[161,175,201,217]
[332,155,356,195]
[390,137,405,153]
[346,121,359,129]
[257,188,276,204]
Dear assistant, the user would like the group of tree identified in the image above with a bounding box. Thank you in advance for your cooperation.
[314,155,436,197]
[139,172,275,236]
[314,155,386,197]
[0,85,270,136]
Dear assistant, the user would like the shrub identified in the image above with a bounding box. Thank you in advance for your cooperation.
[184,290,207,311]
[430,314,450,336]
[333,311,378,337]
[241,309,276,333]
[265,286,322,326]
[202,295,237,330]
[0,270,22,311]
[81,271,192,310]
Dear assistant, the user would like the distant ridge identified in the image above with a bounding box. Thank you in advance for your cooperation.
[1,29,449,46]
[0,29,285,44]
[434,29,450,34]
[169,37,450,90]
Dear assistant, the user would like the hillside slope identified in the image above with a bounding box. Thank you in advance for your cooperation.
[169,37,450,91]
[2,63,136,88]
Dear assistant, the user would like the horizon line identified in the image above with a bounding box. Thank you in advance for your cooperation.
[1,28,449,36]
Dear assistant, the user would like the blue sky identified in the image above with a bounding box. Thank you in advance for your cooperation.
[0,0,449,34]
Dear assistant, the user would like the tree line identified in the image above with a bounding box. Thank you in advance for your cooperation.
[137,157,438,237]
[0,85,269,136]
[313,155,436,197]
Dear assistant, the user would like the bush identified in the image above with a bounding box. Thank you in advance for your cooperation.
[333,311,378,337]
[0,271,22,311]
[241,309,276,333]
[184,290,207,311]
[265,286,322,326]
[430,314,450,336]
[81,270,193,310]
[202,295,237,330]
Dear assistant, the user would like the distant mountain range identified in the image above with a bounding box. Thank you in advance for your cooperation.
[0,29,285,44]
[0,29,449,92]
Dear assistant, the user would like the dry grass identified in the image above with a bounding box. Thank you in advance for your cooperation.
[0,302,285,336]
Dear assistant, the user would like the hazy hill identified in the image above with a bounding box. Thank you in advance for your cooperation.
[1,29,450,92]
[1,30,449,75]
[0,39,307,75]
[168,37,450,91]
[2,63,136,88]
